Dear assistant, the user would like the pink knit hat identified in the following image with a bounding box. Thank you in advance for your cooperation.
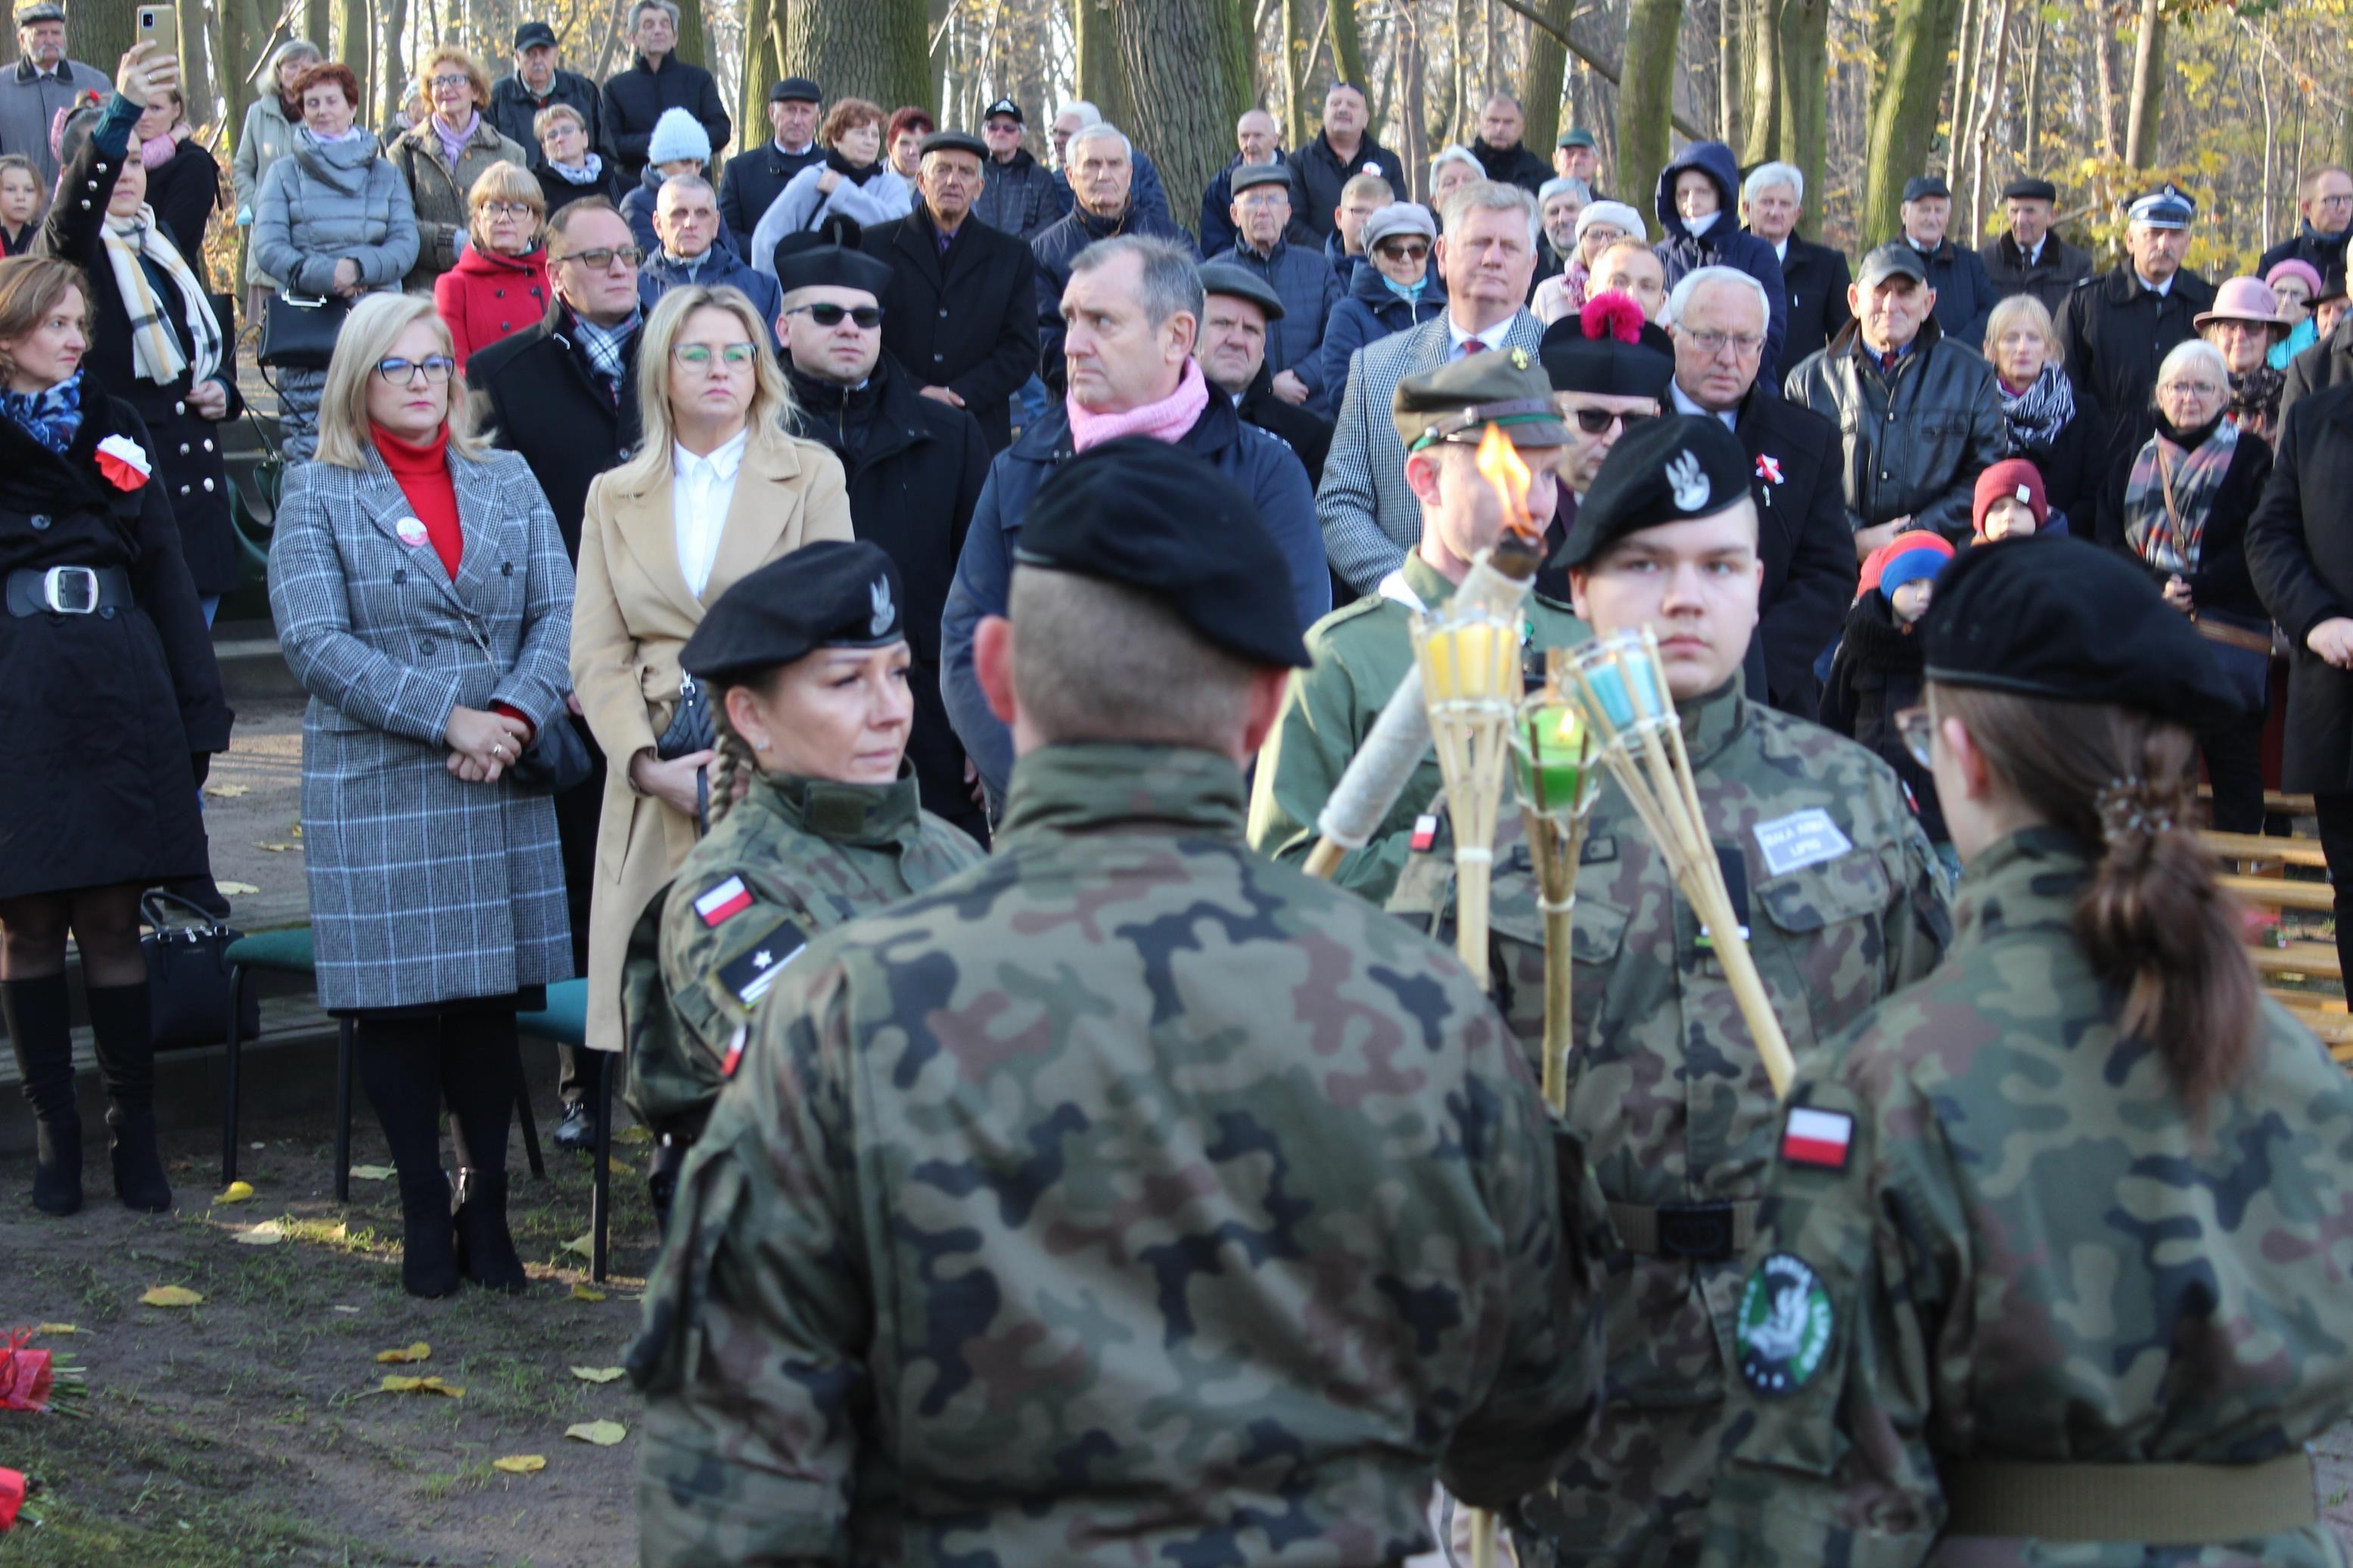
[2266,258,2324,300]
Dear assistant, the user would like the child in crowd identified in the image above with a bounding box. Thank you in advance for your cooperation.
[1824,530,1957,879]
[0,154,40,254]
[1972,457,2056,542]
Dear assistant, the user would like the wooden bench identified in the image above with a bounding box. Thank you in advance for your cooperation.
[2204,832,2330,871]
[2220,874,2335,914]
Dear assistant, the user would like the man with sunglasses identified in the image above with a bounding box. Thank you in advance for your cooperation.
[466,194,650,1153]
[774,238,991,840]
[1248,351,1587,904]
[1385,415,1950,1568]
[1668,265,1852,719]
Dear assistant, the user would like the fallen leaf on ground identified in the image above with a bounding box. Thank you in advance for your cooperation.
[140,1286,202,1308]
[614,1124,654,1145]
[233,1222,286,1246]
[561,1231,593,1259]
[204,782,250,798]
[491,1455,546,1474]
[216,1180,253,1203]
[216,880,260,896]
[256,842,299,853]
[33,1323,77,1335]
[605,1155,633,1175]
[347,1164,395,1181]
[564,1421,626,1445]
[570,1366,624,1383]
[375,1342,431,1365]
[330,1305,361,1314]
[379,1375,463,1397]
[570,1284,606,1303]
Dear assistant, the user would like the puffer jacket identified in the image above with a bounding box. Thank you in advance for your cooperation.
[1204,235,1344,402]
[251,129,421,298]
[391,116,532,292]
[231,93,303,285]
[746,160,913,276]
[1318,262,1447,403]
[1783,315,2010,542]
[1652,139,1789,383]
[970,145,1068,241]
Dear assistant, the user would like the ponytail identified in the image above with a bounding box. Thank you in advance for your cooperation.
[1933,685,2259,1114]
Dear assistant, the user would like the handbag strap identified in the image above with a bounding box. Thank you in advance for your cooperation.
[141,888,226,936]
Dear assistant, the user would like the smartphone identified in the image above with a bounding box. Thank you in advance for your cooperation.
[135,2,176,45]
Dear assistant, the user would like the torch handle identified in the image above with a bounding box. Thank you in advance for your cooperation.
[1677,862,1796,1100]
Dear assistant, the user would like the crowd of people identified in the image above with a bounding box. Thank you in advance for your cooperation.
[7,13,2353,1566]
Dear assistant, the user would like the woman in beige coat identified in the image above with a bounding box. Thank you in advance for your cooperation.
[571,283,851,1055]
[391,46,529,293]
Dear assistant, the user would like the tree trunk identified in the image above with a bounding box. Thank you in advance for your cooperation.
[1111,0,1250,243]
[69,0,138,76]
[1947,0,1978,177]
[376,0,407,128]
[1281,0,1310,146]
[1074,0,1130,130]
[1396,5,1428,195]
[783,0,926,117]
[1715,0,1735,150]
[2120,0,2163,169]
[1964,0,2010,244]
[1519,0,1568,154]
[1778,0,1828,235]
[1329,0,1365,101]
[1860,0,1960,246]
[2018,11,2041,162]
[2090,0,2118,158]
[303,0,328,51]
[672,0,708,69]
[179,0,213,124]
[1740,0,1779,166]
[1616,0,1680,216]
[333,0,369,126]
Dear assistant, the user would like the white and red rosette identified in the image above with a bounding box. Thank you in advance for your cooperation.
[95,433,152,492]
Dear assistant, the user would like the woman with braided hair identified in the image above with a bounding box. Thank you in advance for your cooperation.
[1704,536,2353,1566]
[617,539,980,1222]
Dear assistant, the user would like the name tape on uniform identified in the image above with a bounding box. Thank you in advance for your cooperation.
[1780,1106,1854,1170]
[695,876,754,927]
[1753,809,1854,878]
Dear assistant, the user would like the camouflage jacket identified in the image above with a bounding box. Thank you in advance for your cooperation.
[1248,552,1587,905]
[620,765,981,1141]
[1702,827,2353,1567]
[1388,678,1949,1559]
[628,741,1609,1567]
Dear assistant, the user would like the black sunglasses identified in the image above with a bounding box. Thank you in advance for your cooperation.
[785,303,883,329]
[1570,406,1655,434]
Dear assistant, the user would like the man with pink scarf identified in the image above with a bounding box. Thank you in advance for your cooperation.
[942,234,1329,812]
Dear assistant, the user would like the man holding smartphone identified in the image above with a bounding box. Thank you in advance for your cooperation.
[0,0,105,187]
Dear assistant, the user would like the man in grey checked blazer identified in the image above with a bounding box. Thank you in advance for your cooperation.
[1317,180,1547,595]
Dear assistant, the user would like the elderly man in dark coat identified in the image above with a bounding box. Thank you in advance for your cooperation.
[1978,175,2092,314]
[1888,174,1997,346]
[1198,262,1333,488]
[862,131,1040,453]
[1204,163,1342,410]
[599,0,729,185]
[488,21,611,169]
[2057,182,2217,474]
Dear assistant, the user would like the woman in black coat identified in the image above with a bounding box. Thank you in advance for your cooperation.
[1986,292,2106,535]
[531,102,623,217]
[2097,338,2274,834]
[2249,374,2353,989]
[0,251,232,1219]
[135,85,219,266]
[43,67,244,616]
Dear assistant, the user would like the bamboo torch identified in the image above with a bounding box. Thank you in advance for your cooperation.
[1510,649,1601,1113]
[1559,629,1796,1100]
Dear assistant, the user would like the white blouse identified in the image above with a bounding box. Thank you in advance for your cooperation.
[672,427,748,600]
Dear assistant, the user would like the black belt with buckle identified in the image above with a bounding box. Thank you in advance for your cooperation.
[1608,1198,1758,1260]
[5,565,132,617]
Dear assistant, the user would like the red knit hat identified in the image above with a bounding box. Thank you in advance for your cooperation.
[1973,458,2048,537]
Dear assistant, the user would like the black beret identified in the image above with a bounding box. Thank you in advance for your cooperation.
[681,540,905,683]
[770,76,820,103]
[774,231,894,299]
[1541,293,1674,398]
[1902,175,1951,203]
[2001,176,2057,203]
[1922,536,2241,731]
[1197,262,1285,319]
[1231,163,1292,196]
[1015,438,1310,669]
[919,129,988,161]
[1556,415,1755,569]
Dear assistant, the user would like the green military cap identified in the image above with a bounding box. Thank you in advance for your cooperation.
[1391,348,1571,452]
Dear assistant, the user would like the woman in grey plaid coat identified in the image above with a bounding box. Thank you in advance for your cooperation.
[269,293,573,1297]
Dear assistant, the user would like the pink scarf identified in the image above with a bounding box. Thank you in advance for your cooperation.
[139,132,176,169]
[1066,357,1211,452]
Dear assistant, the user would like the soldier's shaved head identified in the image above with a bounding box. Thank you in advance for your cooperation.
[999,570,1263,752]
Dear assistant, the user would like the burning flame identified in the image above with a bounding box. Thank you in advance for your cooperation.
[1475,422,1541,543]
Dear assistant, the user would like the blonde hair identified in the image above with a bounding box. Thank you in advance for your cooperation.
[533,101,585,143]
[1985,292,2063,369]
[418,46,492,110]
[314,293,487,470]
[467,159,545,249]
[607,284,802,496]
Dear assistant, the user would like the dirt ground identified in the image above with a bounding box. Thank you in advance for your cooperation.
[2,1101,662,1567]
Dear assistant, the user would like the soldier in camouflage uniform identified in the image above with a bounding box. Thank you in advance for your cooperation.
[1250,349,1587,905]
[619,541,982,1209]
[1390,415,1951,1568]
[627,436,1612,1566]
[1702,537,2353,1566]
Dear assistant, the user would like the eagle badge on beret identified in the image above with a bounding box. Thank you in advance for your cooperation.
[869,576,894,638]
[1668,450,1710,512]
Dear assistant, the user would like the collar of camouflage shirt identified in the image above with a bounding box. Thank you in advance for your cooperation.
[1674,673,1748,771]
[1947,821,2087,944]
[995,741,1248,844]
[757,765,926,849]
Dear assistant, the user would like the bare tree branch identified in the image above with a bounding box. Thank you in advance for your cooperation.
[1489,0,1704,138]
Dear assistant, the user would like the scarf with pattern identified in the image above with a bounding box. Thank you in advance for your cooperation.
[2121,411,2236,575]
[1997,361,2076,451]
[101,207,223,388]
[0,368,82,455]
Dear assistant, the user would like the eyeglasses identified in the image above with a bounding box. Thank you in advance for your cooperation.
[673,341,758,370]
[556,244,642,271]
[785,303,883,329]
[430,72,471,88]
[1895,705,1935,769]
[376,354,455,385]
[480,200,538,219]
[2159,380,2222,398]
[1568,405,1655,435]
[1375,241,1431,261]
[1685,330,1766,359]
[1236,192,1289,210]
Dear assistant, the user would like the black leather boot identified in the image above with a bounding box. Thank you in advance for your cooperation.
[357,1023,459,1298]
[394,1170,460,1298]
[443,1010,527,1293]
[452,1167,526,1292]
[85,983,169,1212]
[4,975,82,1215]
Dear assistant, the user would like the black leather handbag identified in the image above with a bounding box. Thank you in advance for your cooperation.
[509,710,595,793]
[655,675,716,827]
[141,890,256,1051]
[257,290,353,371]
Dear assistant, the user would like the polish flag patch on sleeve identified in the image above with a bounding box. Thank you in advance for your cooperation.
[1780,1106,1854,1170]
[1410,813,1440,852]
[695,876,754,927]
